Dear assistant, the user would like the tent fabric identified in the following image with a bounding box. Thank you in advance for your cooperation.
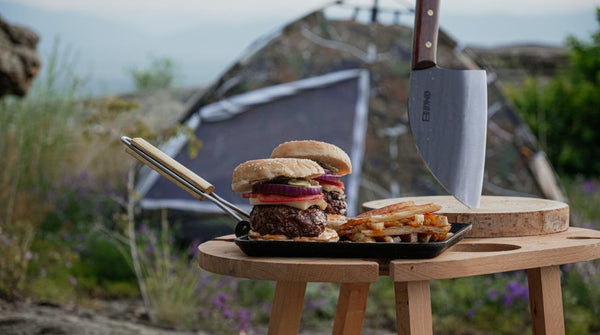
[137,69,370,215]
[182,9,564,204]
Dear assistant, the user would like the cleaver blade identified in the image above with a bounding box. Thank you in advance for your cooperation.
[408,0,487,208]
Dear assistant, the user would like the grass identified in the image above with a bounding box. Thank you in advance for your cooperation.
[0,41,83,300]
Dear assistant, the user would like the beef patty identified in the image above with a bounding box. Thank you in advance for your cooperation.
[249,205,326,237]
[323,190,347,216]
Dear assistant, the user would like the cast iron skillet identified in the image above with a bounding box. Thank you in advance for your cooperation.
[233,222,472,259]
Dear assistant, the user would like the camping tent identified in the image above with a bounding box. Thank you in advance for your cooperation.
[135,2,564,218]
[136,69,370,215]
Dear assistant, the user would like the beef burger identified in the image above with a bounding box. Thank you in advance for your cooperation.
[270,140,352,216]
[231,158,339,241]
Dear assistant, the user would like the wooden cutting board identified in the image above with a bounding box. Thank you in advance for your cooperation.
[362,196,569,237]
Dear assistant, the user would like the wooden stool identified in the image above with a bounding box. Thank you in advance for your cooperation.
[198,228,600,335]
[198,196,600,334]
[388,227,600,334]
[198,236,381,335]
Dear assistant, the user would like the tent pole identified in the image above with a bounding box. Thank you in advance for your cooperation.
[371,0,379,23]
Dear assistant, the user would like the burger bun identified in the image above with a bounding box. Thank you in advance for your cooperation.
[270,140,352,176]
[232,158,324,193]
[248,227,339,242]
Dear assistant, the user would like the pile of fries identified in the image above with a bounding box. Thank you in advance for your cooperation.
[332,201,452,243]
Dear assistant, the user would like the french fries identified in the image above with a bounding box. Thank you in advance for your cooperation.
[333,201,451,243]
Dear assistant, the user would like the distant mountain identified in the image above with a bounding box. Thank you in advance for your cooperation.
[0,2,279,94]
[0,2,595,95]
[441,12,596,48]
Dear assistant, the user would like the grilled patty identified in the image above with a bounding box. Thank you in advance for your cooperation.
[249,205,326,237]
[323,190,347,216]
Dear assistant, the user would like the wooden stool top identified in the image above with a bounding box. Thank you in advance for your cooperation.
[389,227,600,281]
[363,196,569,237]
[198,228,600,284]
[198,236,380,283]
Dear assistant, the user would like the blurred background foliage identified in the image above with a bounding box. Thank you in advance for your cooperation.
[508,8,600,177]
[0,7,599,335]
[129,56,180,91]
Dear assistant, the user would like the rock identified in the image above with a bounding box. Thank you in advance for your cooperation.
[465,43,568,86]
[0,299,206,335]
[0,15,41,97]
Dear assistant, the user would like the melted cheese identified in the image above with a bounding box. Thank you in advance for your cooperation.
[321,184,344,193]
[249,197,328,210]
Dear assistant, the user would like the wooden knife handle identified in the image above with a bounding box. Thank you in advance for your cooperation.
[130,137,215,194]
[411,0,440,70]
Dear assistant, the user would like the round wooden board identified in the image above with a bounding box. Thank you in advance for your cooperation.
[362,196,569,237]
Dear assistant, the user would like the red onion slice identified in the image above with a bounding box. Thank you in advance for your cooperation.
[315,174,342,183]
[252,183,322,196]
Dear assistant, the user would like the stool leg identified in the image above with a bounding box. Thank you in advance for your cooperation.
[332,282,371,335]
[268,281,307,335]
[394,281,433,335]
[527,266,565,335]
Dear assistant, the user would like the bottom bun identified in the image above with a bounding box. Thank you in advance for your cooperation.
[248,228,339,242]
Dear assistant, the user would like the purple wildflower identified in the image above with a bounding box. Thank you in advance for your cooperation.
[229,279,238,291]
[582,180,599,194]
[236,309,252,331]
[200,272,212,286]
[217,276,232,289]
[261,301,272,314]
[503,294,514,306]
[145,244,155,254]
[188,239,202,258]
[305,297,326,310]
[223,307,233,319]
[466,309,476,320]
[199,307,210,317]
[46,191,57,200]
[212,292,228,309]
[487,289,498,301]
[69,276,77,285]
[503,279,529,306]
[138,224,149,233]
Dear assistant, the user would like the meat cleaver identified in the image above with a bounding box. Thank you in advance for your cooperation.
[408,0,487,208]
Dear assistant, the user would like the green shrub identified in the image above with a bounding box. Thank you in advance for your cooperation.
[26,237,79,304]
[129,56,180,90]
[0,220,35,300]
[507,8,600,177]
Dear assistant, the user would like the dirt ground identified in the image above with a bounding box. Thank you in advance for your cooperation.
[0,299,397,335]
[0,299,202,335]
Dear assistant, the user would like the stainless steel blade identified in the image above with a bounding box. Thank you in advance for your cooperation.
[408,66,487,208]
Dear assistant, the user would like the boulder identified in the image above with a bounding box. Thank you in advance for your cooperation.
[0,15,41,97]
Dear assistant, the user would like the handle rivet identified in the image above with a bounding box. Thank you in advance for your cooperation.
[425,41,432,48]
[427,9,434,16]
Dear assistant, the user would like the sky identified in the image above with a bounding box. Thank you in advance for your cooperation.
[5,0,599,36]
[2,0,599,94]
